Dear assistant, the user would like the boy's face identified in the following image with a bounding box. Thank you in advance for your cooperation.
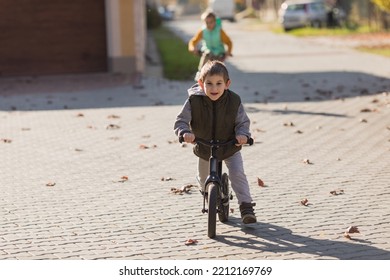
[205,16,216,30]
[199,74,231,101]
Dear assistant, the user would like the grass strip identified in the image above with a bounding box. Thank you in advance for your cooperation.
[151,26,199,80]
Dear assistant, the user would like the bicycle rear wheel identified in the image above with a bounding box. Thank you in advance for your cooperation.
[218,173,230,223]
[207,183,218,238]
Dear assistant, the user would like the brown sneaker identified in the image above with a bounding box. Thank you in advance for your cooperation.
[240,202,257,224]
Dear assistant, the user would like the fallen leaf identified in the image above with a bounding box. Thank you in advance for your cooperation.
[76,113,84,117]
[330,189,344,195]
[346,226,360,234]
[359,118,368,123]
[170,184,195,195]
[295,130,303,134]
[114,176,128,183]
[283,121,295,127]
[300,198,309,206]
[161,177,174,181]
[344,233,351,239]
[46,182,56,187]
[106,124,120,130]
[185,239,198,245]
[303,159,313,164]
[257,177,265,187]
[139,144,157,149]
[360,108,372,112]
[107,114,120,119]
[1,138,12,143]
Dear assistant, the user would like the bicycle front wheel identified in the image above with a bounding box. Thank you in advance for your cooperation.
[207,183,218,238]
[218,173,230,223]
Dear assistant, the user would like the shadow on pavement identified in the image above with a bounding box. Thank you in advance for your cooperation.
[0,70,388,111]
[216,217,390,260]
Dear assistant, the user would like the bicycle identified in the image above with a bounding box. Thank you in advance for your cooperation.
[195,49,228,71]
[179,136,253,238]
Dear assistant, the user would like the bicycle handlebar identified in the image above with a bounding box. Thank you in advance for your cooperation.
[179,136,254,146]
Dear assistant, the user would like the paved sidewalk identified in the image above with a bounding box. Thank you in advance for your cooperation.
[1,20,390,260]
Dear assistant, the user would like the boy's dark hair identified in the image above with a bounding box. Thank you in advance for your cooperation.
[198,60,230,82]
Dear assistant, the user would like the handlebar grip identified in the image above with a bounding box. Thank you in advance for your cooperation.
[248,137,254,146]
[179,135,184,143]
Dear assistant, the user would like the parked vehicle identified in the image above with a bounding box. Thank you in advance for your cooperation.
[278,0,327,31]
[158,5,175,21]
[208,0,236,22]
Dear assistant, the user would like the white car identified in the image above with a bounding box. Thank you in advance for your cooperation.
[208,0,236,22]
[278,0,328,31]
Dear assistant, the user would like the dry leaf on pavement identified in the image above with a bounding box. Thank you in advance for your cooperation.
[330,189,344,195]
[344,226,360,239]
[346,226,360,234]
[46,182,56,187]
[303,158,313,164]
[113,176,128,183]
[185,239,198,245]
[257,177,265,187]
[139,144,157,149]
[170,184,195,195]
[300,198,309,206]
[106,124,120,130]
[161,177,174,181]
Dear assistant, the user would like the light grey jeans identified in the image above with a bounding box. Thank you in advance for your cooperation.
[197,151,253,205]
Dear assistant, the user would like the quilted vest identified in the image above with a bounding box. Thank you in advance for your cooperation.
[189,89,242,161]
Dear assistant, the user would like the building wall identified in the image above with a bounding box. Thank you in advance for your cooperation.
[105,0,146,76]
[0,0,146,78]
[0,0,108,77]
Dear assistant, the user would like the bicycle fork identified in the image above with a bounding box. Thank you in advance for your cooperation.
[202,158,223,214]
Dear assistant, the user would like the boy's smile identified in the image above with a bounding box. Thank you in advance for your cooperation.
[199,74,231,101]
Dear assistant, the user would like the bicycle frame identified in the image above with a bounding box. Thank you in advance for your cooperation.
[202,141,224,212]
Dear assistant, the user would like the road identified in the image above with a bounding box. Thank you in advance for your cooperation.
[166,17,390,103]
[0,16,389,265]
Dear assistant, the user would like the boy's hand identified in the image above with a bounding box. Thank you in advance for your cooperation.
[235,135,247,146]
[183,133,195,144]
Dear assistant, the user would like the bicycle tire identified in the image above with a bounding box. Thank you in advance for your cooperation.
[218,173,230,223]
[207,183,218,238]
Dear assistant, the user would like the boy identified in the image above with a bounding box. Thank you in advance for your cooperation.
[174,60,257,224]
[188,11,233,73]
